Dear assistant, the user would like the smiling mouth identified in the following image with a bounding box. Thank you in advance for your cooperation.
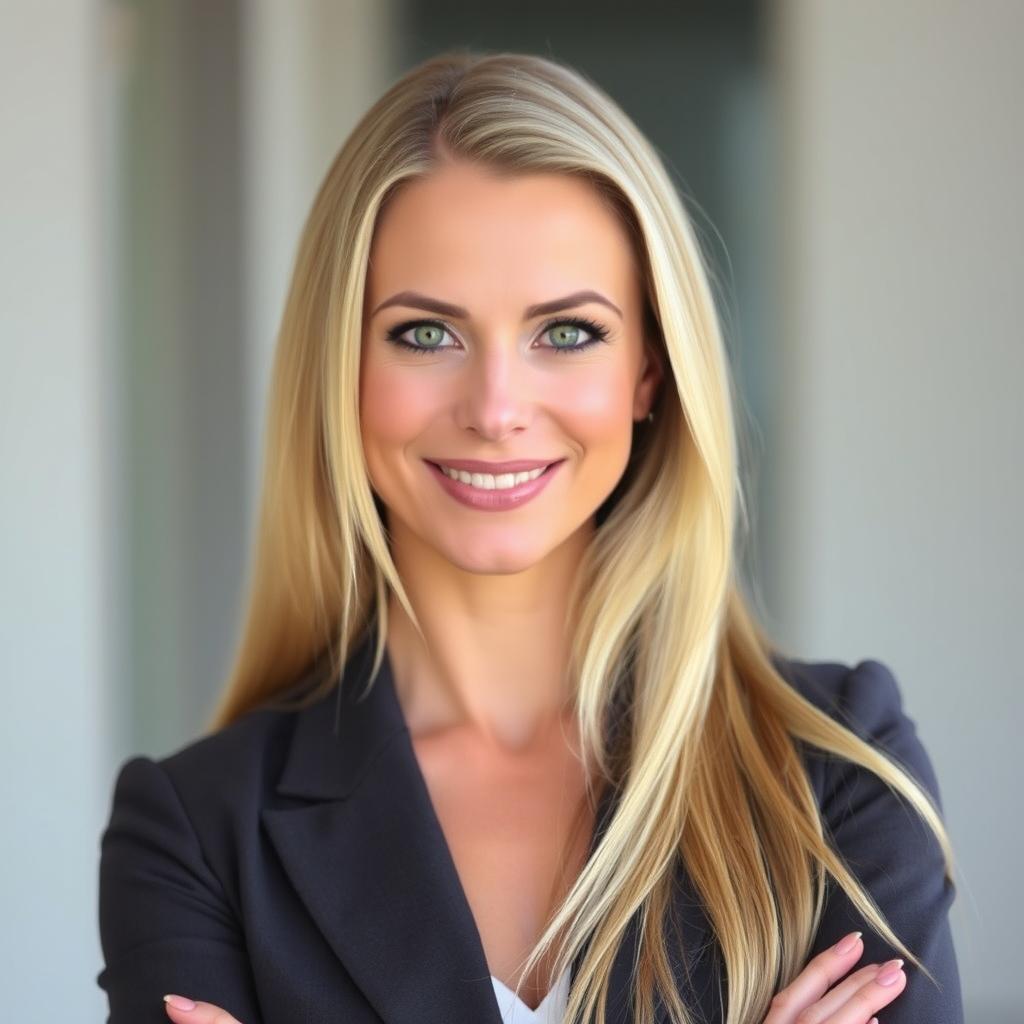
[425,460,562,487]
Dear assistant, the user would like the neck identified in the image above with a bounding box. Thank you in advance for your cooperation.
[383,520,594,753]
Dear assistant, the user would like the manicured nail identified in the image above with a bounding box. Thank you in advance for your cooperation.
[164,994,196,1011]
[876,958,905,985]
[833,930,862,955]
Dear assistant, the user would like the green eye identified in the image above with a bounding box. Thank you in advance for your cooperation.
[548,323,581,349]
[384,315,610,356]
[412,324,445,348]
[541,316,610,354]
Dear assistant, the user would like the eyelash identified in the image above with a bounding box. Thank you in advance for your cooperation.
[383,315,611,356]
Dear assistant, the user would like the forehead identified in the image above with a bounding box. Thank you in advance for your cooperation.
[366,162,641,308]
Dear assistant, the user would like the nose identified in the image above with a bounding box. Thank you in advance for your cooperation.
[454,341,535,440]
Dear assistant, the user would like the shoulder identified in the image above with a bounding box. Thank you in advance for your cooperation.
[768,652,945,813]
[767,655,963,1018]
[771,651,904,729]
[105,680,321,867]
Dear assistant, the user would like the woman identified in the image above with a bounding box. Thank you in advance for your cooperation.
[96,51,963,1024]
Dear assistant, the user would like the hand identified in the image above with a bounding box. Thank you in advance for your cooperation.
[161,931,908,1024]
[163,993,243,1024]
[762,931,907,1023]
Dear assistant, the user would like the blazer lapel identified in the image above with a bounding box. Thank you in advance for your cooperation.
[262,630,504,1024]
[261,627,712,1024]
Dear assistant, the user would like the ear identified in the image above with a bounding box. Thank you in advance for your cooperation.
[632,337,665,421]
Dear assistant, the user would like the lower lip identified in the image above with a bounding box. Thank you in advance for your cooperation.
[424,459,565,511]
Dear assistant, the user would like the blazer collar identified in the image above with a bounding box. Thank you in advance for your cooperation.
[261,627,710,1024]
[272,627,411,802]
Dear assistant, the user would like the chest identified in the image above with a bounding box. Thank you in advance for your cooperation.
[411,722,596,1009]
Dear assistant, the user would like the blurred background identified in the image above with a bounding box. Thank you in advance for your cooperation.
[1,1,1020,1020]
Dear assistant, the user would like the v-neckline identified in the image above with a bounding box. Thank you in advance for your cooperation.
[365,630,629,1018]
[262,626,680,1024]
[490,963,571,1022]
[386,632,621,989]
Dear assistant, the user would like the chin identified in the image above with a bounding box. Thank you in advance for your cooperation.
[435,532,557,576]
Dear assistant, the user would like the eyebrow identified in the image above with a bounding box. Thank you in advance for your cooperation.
[369,289,623,321]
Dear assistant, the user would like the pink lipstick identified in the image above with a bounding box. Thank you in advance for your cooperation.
[424,458,565,511]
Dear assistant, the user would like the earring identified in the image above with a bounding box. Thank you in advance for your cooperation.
[646,411,654,423]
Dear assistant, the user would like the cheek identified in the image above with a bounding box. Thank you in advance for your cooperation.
[555,366,635,446]
[359,356,442,459]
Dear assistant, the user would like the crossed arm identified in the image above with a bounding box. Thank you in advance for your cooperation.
[96,755,265,1024]
[97,661,963,1023]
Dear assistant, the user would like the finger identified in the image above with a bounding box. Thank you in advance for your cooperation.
[793,963,884,1022]
[764,932,867,1022]
[824,960,907,1023]
[163,994,243,1024]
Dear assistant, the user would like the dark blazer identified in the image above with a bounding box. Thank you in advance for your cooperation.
[96,631,964,1023]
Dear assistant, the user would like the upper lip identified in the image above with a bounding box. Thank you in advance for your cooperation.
[426,457,564,473]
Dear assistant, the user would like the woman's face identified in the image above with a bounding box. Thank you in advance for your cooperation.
[359,159,662,574]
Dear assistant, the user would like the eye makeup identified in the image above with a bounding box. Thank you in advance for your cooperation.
[382,315,611,356]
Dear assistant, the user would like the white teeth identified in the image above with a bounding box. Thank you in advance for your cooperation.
[438,464,548,489]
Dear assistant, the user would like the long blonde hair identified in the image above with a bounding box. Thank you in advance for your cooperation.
[205,50,956,1024]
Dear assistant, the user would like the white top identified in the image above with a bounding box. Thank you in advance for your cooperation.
[490,964,571,1024]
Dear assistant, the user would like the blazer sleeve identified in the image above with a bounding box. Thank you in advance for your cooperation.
[804,658,964,1024]
[96,755,264,1024]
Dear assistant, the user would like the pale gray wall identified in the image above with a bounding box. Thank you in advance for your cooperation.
[769,2,1022,1020]
[242,0,403,516]
[0,1,399,1022]
[0,0,114,1017]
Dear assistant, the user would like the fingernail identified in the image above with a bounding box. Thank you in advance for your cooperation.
[164,994,196,1011]
[833,930,862,955]
[869,1019,879,1024]
[876,958,905,985]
